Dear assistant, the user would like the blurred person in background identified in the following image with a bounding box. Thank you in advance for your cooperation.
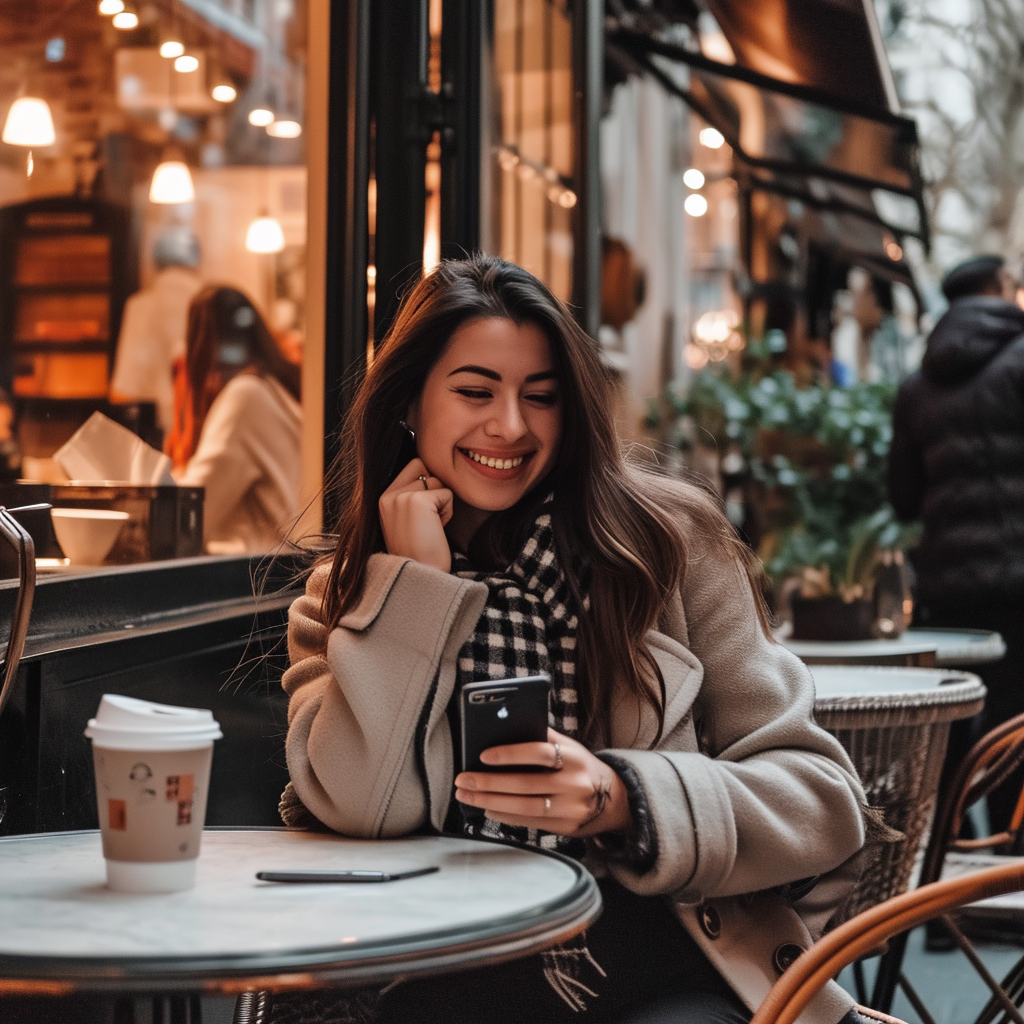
[889,254,1024,834]
[167,285,302,554]
[109,227,203,435]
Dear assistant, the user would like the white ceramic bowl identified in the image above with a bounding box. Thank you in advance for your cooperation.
[50,508,130,565]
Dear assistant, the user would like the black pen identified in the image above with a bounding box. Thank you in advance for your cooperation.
[256,866,439,883]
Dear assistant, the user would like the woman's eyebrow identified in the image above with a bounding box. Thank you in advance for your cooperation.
[447,365,558,383]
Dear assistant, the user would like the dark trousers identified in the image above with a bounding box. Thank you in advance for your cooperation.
[376,879,749,1024]
[918,599,1024,836]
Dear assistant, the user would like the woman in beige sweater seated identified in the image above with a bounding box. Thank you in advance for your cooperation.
[167,286,302,553]
[281,256,867,1024]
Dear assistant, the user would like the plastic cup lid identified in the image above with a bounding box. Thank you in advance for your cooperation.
[85,694,222,750]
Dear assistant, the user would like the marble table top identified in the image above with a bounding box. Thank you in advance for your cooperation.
[0,829,601,995]
[782,628,1006,667]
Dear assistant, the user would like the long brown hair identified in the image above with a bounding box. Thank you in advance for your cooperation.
[323,255,771,745]
[166,285,301,468]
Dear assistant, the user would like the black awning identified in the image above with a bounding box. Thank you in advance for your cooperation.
[607,26,929,249]
[702,0,897,114]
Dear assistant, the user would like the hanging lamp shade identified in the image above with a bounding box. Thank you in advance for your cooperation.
[266,119,301,139]
[149,159,195,204]
[245,212,285,253]
[2,97,56,147]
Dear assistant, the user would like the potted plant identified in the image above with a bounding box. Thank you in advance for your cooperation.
[651,365,919,639]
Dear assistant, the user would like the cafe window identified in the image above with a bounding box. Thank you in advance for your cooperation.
[483,0,575,302]
[0,0,322,563]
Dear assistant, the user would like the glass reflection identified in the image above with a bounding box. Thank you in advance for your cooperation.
[0,0,309,562]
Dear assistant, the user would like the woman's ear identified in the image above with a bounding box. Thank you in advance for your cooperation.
[404,400,420,437]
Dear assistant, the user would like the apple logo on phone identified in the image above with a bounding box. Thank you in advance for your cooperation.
[497,706,509,719]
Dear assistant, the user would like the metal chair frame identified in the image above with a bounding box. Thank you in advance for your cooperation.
[0,506,35,829]
[867,711,1024,1020]
[750,862,1024,1024]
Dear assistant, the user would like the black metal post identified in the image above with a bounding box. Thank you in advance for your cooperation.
[440,0,485,259]
[571,0,602,338]
[371,0,431,345]
[322,0,371,527]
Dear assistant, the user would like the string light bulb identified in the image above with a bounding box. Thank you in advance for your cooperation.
[159,40,185,58]
[684,193,709,217]
[212,84,237,103]
[174,54,199,73]
[112,10,139,29]
[248,108,274,127]
[683,168,705,189]
[699,126,725,149]
[98,0,124,13]
[245,211,285,253]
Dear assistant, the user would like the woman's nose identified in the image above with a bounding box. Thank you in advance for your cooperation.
[486,397,528,439]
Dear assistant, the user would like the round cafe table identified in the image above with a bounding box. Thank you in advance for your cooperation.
[782,627,1006,668]
[0,828,601,997]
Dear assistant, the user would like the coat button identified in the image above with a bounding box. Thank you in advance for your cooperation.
[699,904,721,939]
[773,943,805,974]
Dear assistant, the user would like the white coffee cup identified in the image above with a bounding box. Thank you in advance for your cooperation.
[85,695,222,893]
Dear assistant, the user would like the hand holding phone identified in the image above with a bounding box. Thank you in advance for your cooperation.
[460,675,550,773]
[455,700,633,839]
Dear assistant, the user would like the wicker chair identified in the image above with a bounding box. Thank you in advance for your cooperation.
[811,666,986,920]
[749,861,1024,1024]
[867,711,1024,1018]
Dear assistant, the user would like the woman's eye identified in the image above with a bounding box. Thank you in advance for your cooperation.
[526,392,559,406]
[454,388,492,400]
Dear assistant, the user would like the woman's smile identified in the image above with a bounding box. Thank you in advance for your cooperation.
[457,446,533,474]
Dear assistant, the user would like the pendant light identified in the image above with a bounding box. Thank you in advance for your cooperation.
[173,54,199,73]
[212,83,237,103]
[248,107,274,127]
[112,9,139,29]
[159,40,185,58]
[98,0,124,13]
[3,95,55,179]
[2,97,56,147]
[245,210,285,253]
[266,119,301,139]
[149,155,195,204]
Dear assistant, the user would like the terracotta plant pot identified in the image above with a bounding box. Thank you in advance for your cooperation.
[791,595,875,641]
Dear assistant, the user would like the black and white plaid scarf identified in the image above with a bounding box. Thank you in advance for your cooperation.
[452,507,608,1012]
[452,505,587,855]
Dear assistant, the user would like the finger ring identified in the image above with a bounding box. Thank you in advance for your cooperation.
[544,797,551,813]
[417,474,429,490]
[552,742,563,770]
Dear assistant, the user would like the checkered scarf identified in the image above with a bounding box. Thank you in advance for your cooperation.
[452,505,587,856]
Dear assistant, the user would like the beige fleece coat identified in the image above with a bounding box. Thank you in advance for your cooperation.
[283,542,866,1024]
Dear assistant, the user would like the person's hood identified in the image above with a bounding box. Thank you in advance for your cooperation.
[923,295,1024,384]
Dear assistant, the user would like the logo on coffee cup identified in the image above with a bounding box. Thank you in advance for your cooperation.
[108,799,127,831]
[166,774,195,825]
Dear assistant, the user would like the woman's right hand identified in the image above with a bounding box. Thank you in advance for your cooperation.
[379,458,454,573]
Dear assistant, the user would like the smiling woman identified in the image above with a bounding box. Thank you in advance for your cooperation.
[280,254,868,1024]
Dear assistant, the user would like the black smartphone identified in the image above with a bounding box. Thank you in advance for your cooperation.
[460,675,551,774]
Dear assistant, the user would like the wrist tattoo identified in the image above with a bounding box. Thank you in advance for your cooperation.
[579,774,613,830]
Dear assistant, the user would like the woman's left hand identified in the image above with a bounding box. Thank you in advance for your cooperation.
[454,728,632,838]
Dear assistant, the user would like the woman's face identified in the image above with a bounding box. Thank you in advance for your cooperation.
[407,316,562,538]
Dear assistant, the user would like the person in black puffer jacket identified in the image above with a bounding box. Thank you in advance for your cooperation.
[890,254,1024,832]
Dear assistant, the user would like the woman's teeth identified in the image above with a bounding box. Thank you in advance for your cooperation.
[462,449,524,470]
